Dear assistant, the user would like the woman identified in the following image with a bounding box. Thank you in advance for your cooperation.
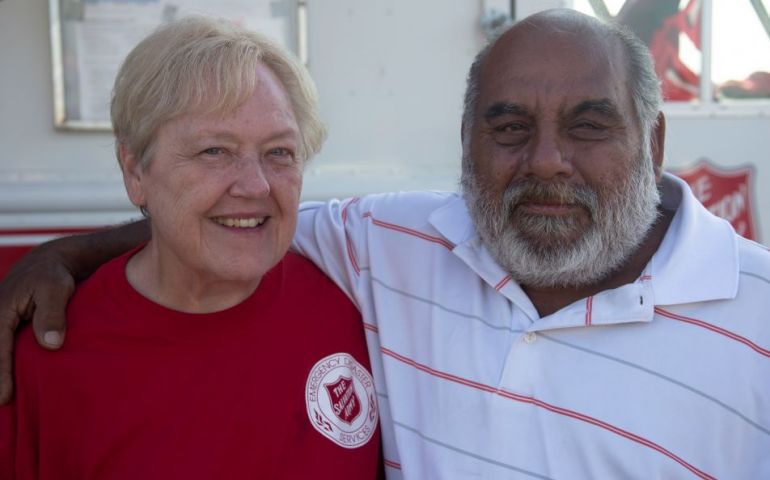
[0,17,379,479]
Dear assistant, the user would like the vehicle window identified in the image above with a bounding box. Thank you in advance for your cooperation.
[571,0,770,103]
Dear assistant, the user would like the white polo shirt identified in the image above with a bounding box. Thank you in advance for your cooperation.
[294,174,770,479]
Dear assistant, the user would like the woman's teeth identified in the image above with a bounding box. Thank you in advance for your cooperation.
[212,217,265,228]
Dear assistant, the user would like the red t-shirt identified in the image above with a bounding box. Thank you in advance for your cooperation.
[0,250,380,479]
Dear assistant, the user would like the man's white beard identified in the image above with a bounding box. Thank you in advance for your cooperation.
[461,150,661,289]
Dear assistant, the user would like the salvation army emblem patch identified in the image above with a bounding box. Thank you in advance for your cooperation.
[671,159,758,241]
[305,353,378,448]
[324,376,361,424]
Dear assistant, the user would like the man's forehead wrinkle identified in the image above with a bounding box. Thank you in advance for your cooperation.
[477,11,633,125]
[569,99,621,117]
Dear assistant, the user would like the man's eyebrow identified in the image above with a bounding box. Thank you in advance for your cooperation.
[484,102,530,120]
[569,99,621,118]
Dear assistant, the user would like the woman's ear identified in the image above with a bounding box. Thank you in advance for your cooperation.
[118,143,146,209]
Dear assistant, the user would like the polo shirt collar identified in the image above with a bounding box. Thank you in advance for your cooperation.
[647,173,739,305]
[428,194,541,322]
[428,194,476,247]
[428,194,654,326]
[429,173,740,319]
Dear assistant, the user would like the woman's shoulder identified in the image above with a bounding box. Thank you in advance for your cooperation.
[281,251,334,282]
[67,251,134,314]
[48,250,147,349]
[275,252,360,315]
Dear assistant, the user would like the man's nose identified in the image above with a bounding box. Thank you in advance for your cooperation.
[523,130,574,180]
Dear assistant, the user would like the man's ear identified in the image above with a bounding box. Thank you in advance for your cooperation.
[651,112,666,181]
[118,143,146,209]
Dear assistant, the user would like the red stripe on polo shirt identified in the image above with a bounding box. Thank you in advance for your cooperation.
[655,307,770,358]
[381,347,716,480]
[585,296,594,326]
[342,198,362,275]
[495,275,512,291]
[384,459,402,470]
[341,197,360,223]
[345,235,361,275]
[363,322,379,333]
[362,213,455,250]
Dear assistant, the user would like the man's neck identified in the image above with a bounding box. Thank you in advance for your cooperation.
[523,207,676,318]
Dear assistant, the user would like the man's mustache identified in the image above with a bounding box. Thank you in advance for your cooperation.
[501,179,599,214]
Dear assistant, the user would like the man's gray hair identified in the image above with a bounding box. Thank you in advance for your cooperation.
[461,14,662,149]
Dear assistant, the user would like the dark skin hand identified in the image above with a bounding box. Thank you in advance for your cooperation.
[0,219,149,405]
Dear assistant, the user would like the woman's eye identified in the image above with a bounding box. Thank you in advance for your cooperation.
[201,147,225,156]
[269,147,293,157]
[266,147,297,164]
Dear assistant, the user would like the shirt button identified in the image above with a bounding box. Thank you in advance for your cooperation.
[523,332,537,344]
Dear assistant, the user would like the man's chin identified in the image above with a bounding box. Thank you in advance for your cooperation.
[489,229,612,288]
[512,229,588,252]
[510,210,589,234]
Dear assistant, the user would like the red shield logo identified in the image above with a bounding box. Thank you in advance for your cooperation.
[324,376,361,424]
[671,160,758,240]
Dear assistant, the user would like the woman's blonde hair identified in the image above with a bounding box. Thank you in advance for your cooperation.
[111,16,326,165]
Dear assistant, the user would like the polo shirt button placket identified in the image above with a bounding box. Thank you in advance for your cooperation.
[523,332,537,344]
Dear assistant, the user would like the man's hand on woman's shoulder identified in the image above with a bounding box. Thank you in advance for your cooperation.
[0,245,75,404]
[0,219,150,405]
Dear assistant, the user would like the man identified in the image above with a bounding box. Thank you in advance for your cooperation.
[1,9,768,479]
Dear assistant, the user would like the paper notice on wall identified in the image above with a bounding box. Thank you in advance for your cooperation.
[170,0,291,42]
[75,1,161,121]
[65,0,295,124]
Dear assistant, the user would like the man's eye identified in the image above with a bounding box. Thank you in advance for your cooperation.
[570,122,609,140]
[491,123,529,146]
[495,123,526,133]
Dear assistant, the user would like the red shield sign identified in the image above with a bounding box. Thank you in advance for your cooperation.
[671,160,758,240]
[324,376,361,424]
